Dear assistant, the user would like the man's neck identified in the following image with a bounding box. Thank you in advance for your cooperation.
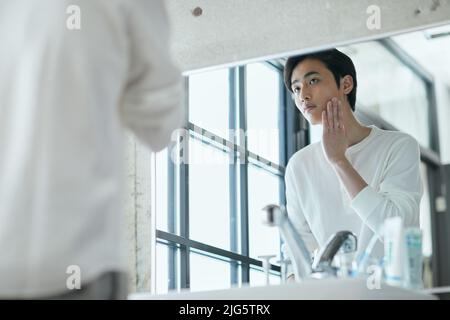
[344,111,372,147]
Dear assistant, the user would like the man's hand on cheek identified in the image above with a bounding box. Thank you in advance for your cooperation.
[321,97,349,165]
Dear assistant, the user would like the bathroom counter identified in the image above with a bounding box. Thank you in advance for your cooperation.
[129,277,437,300]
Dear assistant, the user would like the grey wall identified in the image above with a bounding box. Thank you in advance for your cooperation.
[125,134,153,293]
[166,0,450,73]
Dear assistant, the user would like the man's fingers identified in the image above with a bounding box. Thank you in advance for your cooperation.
[333,100,339,129]
[322,110,328,133]
[338,100,344,130]
[327,101,333,131]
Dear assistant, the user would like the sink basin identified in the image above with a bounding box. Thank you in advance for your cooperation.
[129,277,436,300]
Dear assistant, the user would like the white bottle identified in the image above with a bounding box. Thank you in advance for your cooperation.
[403,228,423,289]
[383,217,404,287]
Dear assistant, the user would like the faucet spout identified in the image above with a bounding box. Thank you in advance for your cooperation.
[312,231,357,274]
[262,204,312,281]
[262,204,358,281]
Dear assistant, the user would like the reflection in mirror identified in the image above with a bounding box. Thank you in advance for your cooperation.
[340,42,429,148]
[282,24,450,289]
[152,23,450,294]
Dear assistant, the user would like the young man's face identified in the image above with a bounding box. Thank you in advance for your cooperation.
[290,58,347,125]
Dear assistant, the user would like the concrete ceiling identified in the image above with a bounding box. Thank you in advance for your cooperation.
[166,0,450,73]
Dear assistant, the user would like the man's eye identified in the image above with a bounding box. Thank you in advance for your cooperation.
[293,87,301,94]
[309,78,319,85]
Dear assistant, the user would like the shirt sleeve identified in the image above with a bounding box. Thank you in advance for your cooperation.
[120,0,185,152]
[283,163,319,276]
[351,135,423,238]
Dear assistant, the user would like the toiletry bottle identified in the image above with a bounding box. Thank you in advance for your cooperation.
[383,217,404,287]
[403,228,423,290]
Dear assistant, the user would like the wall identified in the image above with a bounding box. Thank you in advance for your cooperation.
[166,0,450,73]
[125,134,153,293]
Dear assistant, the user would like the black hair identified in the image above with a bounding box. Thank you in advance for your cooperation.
[283,49,357,111]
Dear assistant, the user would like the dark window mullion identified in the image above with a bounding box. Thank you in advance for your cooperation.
[179,162,190,289]
[238,66,250,284]
[167,149,176,290]
[180,77,190,289]
[157,231,281,274]
[278,69,288,264]
[279,69,287,204]
[427,164,443,288]
[229,68,239,285]
[426,82,440,154]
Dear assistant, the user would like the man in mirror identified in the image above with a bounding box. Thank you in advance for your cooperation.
[282,49,422,280]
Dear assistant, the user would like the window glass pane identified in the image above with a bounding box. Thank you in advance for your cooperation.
[249,266,281,286]
[247,164,281,260]
[189,137,230,250]
[340,42,430,148]
[189,69,229,138]
[155,149,169,232]
[190,251,231,292]
[246,63,281,164]
[155,242,179,294]
[419,163,432,257]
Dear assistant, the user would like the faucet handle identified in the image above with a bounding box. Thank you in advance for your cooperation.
[258,254,277,285]
[312,231,357,272]
[261,204,313,280]
[261,204,284,226]
[276,258,292,283]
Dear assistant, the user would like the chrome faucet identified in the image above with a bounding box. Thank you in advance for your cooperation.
[312,231,358,277]
[262,204,312,281]
[262,204,358,281]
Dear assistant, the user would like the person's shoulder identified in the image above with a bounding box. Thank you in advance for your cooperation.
[289,142,322,162]
[373,126,420,152]
[286,142,322,172]
[373,126,418,144]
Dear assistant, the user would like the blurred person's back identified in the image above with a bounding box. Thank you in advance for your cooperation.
[0,0,183,298]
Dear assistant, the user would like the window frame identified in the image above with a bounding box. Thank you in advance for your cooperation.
[155,62,291,291]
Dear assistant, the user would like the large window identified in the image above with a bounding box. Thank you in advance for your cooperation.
[310,41,433,145]
[154,62,288,293]
[342,41,431,148]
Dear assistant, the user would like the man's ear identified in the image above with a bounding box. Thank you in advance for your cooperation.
[341,75,354,95]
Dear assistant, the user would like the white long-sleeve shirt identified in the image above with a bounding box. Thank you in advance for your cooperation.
[283,125,423,272]
[0,0,183,297]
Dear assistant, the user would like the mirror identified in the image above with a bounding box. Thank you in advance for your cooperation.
[148,22,450,294]
[276,23,450,290]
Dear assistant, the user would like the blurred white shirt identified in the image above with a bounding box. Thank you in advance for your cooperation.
[0,0,183,297]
